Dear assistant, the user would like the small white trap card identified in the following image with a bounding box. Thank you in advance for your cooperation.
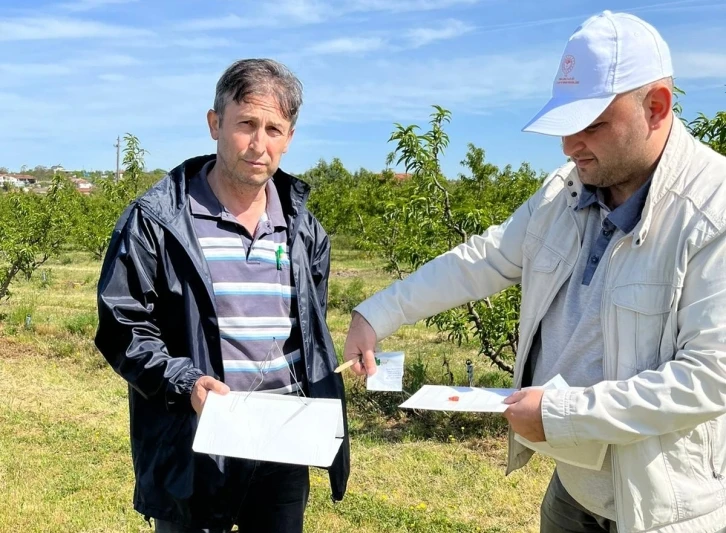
[366,351,405,392]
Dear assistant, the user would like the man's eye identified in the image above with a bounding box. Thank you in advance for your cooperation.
[586,122,604,132]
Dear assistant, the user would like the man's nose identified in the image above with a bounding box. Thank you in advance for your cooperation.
[562,134,585,158]
[247,128,267,155]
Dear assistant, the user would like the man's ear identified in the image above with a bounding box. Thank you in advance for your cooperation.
[207,109,220,141]
[646,85,673,131]
[283,128,295,154]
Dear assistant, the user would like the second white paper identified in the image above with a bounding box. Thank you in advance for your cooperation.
[399,385,517,412]
[367,351,405,392]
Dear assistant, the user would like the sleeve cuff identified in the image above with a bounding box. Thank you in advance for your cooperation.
[542,388,580,448]
[165,367,205,413]
[353,295,399,341]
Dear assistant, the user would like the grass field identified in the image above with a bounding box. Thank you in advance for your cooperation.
[0,241,553,532]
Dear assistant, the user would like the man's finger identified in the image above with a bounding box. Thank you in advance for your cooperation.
[350,357,366,376]
[503,390,525,404]
[195,376,230,394]
[361,348,377,376]
[209,378,230,395]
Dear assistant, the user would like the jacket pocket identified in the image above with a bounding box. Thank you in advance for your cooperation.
[523,233,563,273]
[658,423,726,522]
[611,283,674,372]
[707,418,725,480]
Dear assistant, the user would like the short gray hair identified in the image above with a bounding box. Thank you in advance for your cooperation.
[213,59,303,127]
[631,76,674,101]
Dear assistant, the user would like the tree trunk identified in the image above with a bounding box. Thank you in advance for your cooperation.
[0,260,22,300]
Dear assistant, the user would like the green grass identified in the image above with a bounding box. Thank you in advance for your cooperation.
[0,242,553,532]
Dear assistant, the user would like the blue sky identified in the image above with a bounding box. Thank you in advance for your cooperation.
[1,0,724,179]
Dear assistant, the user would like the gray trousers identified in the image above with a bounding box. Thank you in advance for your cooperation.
[540,471,616,533]
[540,470,726,533]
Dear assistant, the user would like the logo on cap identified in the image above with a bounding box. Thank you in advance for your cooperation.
[561,55,575,75]
[556,54,579,85]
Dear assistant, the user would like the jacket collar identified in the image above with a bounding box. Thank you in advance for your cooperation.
[633,116,693,247]
[136,154,310,229]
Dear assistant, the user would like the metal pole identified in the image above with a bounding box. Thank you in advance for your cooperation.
[114,135,120,181]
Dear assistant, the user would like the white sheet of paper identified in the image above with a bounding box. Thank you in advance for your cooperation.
[192,391,344,468]
[514,374,608,471]
[367,351,405,391]
[399,385,517,412]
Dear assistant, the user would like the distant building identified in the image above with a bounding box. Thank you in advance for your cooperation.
[15,175,37,185]
[0,174,37,187]
[71,177,94,194]
[0,174,20,187]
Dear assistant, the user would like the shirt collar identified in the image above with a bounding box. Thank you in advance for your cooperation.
[189,161,287,229]
[575,177,653,234]
[264,178,287,229]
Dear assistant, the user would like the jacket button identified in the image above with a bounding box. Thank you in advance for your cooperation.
[571,192,577,197]
[567,180,573,186]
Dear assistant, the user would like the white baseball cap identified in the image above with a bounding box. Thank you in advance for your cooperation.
[522,10,673,136]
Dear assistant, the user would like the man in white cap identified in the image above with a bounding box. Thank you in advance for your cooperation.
[343,10,726,533]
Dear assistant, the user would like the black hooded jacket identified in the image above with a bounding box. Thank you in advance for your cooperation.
[94,154,349,528]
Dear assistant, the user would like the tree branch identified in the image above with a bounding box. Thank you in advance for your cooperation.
[467,301,514,375]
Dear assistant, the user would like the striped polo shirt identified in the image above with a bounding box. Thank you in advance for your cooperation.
[189,162,306,395]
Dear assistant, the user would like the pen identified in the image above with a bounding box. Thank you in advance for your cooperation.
[334,356,361,373]
[275,245,284,270]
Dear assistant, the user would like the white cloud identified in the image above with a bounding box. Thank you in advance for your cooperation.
[300,53,557,124]
[0,63,73,77]
[179,14,260,31]
[305,37,385,55]
[0,54,141,82]
[57,0,140,12]
[180,0,327,30]
[70,53,140,68]
[0,16,153,41]
[273,0,329,23]
[673,52,726,79]
[628,0,726,15]
[405,19,474,48]
[98,73,128,82]
[171,37,235,49]
[347,0,479,13]
[179,0,479,31]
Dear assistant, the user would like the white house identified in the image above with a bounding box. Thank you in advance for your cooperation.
[0,174,20,187]
[71,178,94,194]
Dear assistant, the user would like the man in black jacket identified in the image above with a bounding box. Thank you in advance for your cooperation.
[95,58,349,533]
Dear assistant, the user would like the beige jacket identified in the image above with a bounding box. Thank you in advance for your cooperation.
[355,118,726,532]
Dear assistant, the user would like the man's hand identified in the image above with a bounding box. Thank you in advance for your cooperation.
[191,376,230,415]
[503,388,546,442]
[342,311,378,376]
